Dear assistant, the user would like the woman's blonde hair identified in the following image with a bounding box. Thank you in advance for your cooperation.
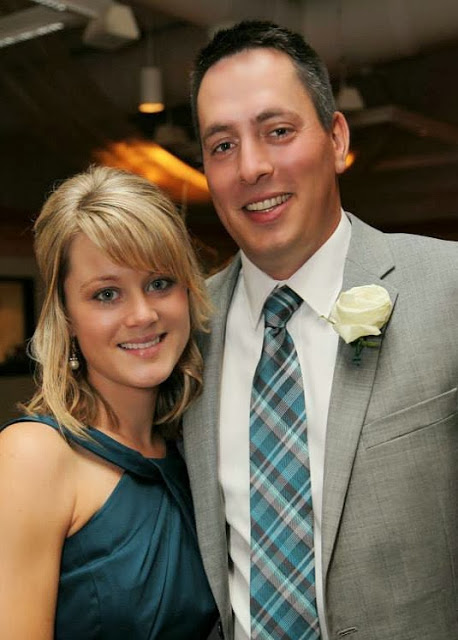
[24,165,210,439]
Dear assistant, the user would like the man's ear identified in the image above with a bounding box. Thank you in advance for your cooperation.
[332,111,350,175]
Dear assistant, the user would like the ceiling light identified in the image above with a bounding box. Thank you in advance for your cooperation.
[0,20,64,48]
[31,0,107,19]
[31,0,67,11]
[0,3,137,51]
[139,66,164,114]
[83,3,139,49]
[345,151,356,169]
[95,139,209,204]
[336,84,365,112]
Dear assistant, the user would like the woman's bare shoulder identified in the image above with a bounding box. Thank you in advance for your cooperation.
[0,420,74,638]
[0,419,76,524]
[0,419,73,470]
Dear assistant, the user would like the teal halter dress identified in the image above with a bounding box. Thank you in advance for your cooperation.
[1,415,217,639]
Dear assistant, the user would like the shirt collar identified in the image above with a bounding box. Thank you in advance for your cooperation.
[241,210,352,329]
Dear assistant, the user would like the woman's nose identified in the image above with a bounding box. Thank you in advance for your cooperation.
[124,294,159,327]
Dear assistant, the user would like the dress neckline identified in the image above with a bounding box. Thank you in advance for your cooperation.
[2,414,196,537]
[68,425,179,480]
[85,426,168,461]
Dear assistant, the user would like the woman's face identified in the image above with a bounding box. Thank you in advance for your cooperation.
[64,233,190,404]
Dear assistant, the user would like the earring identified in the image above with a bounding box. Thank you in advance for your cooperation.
[69,338,80,371]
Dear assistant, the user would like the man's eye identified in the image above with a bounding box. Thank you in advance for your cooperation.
[213,141,233,154]
[147,278,174,292]
[94,289,119,302]
[271,127,290,137]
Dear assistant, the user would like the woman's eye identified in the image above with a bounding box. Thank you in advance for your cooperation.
[94,288,119,303]
[147,278,174,292]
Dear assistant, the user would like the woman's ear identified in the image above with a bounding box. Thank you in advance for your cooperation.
[332,111,351,175]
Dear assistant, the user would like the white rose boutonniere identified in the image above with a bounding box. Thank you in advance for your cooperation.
[326,284,393,364]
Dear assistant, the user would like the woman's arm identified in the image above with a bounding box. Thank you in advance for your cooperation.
[0,421,75,640]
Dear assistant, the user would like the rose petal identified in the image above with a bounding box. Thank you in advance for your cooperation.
[329,284,393,344]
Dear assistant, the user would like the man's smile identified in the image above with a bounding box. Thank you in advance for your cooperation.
[244,193,292,212]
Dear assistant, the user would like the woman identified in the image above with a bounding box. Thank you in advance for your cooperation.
[0,166,217,639]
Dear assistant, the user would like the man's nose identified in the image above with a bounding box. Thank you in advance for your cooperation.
[238,139,273,185]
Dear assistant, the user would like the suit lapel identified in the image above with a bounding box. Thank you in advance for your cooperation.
[321,215,398,579]
[183,256,241,625]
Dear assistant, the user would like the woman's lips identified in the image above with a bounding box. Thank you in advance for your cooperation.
[119,335,162,350]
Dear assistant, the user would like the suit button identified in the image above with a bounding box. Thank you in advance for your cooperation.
[217,620,224,638]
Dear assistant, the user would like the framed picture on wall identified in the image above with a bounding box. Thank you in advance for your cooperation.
[0,277,35,376]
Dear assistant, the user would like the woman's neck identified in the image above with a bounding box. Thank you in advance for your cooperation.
[92,384,165,458]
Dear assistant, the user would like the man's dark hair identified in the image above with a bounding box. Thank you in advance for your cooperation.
[190,20,336,138]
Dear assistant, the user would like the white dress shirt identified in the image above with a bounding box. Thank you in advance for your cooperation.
[218,212,351,639]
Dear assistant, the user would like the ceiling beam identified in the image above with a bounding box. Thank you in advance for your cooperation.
[347,105,458,147]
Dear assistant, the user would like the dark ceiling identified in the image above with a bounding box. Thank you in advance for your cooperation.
[1,0,457,266]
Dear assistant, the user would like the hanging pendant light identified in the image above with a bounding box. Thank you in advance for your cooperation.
[139,65,164,114]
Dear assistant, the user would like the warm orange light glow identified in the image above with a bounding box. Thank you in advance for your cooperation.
[345,150,356,169]
[138,102,164,114]
[94,138,210,205]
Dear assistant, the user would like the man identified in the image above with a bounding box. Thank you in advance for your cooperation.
[183,20,458,640]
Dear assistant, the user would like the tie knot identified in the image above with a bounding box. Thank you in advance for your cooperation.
[263,285,303,328]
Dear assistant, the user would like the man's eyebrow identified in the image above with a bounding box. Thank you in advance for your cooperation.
[201,123,232,144]
[255,108,295,123]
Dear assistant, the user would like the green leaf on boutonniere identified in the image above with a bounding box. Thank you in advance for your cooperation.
[351,337,381,365]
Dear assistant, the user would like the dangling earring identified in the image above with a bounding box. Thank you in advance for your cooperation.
[69,338,80,371]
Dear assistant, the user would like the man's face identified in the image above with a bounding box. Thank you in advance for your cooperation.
[197,48,349,279]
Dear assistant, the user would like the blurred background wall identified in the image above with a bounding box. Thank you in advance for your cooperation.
[1,0,457,418]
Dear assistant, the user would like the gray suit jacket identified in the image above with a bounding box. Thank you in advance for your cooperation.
[183,213,458,640]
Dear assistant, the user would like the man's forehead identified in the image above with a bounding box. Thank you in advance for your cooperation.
[200,46,295,82]
[196,48,311,112]
[198,69,314,138]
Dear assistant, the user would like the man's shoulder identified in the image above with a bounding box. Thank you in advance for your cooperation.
[384,228,457,282]
[349,212,456,250]
[357,218,457,320]
[206,253,241,297]
[349,212,457,274]
[385,227,457,254]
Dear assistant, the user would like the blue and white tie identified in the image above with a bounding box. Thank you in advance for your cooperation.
[250,285,320,640]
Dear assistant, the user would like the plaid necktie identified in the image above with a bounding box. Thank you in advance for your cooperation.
[250,285,320,640]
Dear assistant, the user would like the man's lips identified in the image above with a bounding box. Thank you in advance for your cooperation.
[119,335,163,350]
[243,193,292,212]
